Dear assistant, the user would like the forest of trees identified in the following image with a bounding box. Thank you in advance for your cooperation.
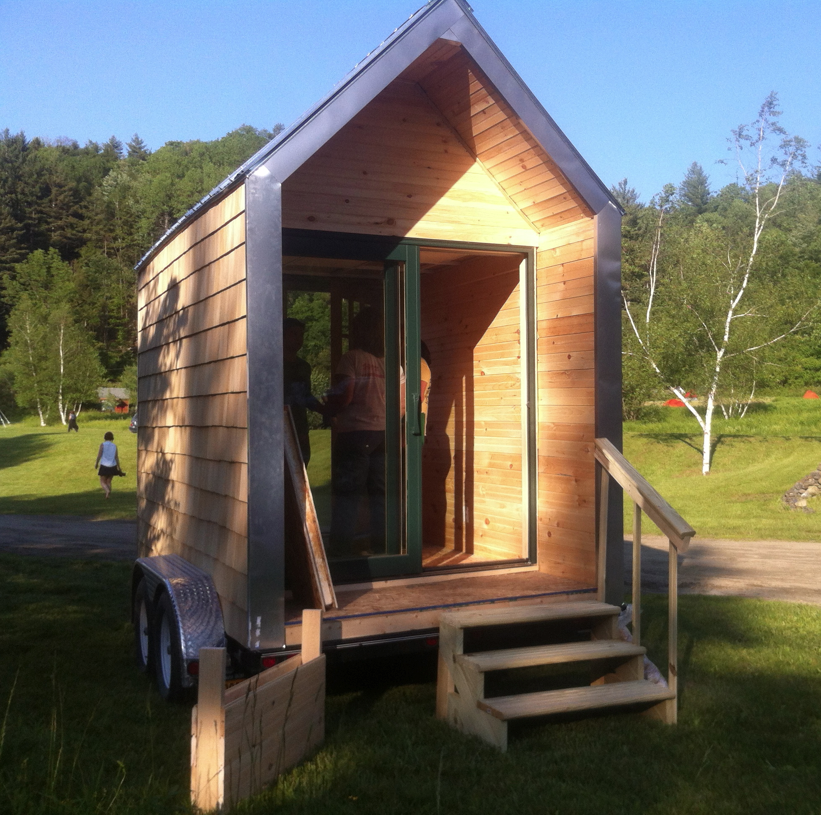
[1,95,819,448]
[0,124,282,423]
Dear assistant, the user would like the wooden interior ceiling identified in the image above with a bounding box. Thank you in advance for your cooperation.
[399,40,592,231]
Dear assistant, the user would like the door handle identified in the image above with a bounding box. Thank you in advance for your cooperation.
[410,391,422,436]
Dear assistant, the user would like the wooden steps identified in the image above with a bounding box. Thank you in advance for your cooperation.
[457,639,645,672]
[437,600,675,751]
[479,679,675,721]
[441,599,620,628]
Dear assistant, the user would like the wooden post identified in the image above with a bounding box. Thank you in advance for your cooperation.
[632,505,641,647]
[301,609,323,663]
[667,540,678,725]
[192,647,226,812]
[596,464,609,601]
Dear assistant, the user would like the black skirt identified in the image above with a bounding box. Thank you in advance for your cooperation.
[98,465,119,476]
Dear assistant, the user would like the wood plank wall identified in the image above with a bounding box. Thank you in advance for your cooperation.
[535,217,597,584]
[421,254,524,560]
[137,186,249,641]
[413,45,592,232]
[281,80,539,247]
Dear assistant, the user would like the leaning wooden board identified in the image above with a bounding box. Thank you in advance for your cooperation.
[284,407,337,610]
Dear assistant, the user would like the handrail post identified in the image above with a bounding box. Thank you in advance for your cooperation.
[632,505,641,647]
[668,539,678,724]
[596,463,609,602]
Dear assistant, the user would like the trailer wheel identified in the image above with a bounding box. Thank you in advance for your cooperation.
[133,579,152,673]
[153,591,185,701]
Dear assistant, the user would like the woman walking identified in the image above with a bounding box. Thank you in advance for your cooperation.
[94,431,120,499]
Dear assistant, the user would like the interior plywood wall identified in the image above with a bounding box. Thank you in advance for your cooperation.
[136,186,249,641]
[421,254,524,561]
[535,217,597,584]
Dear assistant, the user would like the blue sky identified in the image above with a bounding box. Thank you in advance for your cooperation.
[1,0,819,202]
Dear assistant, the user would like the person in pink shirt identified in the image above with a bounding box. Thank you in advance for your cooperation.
[326,307,403,556]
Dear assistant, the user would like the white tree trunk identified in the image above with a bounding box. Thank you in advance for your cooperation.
[701,390,716,476]
[57,322,66,425]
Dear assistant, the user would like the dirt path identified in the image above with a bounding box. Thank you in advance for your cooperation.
[626,535,821,606]
[0,515,818,605]
[0,514,136,560]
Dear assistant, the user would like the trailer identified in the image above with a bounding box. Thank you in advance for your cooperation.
[132,0,628,701]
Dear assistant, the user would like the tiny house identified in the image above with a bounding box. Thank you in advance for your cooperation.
[132,0,628,698]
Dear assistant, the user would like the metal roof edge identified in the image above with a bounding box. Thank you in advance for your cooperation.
[136,0,622,271]
[136,0,457,272]
[447,5,621,216]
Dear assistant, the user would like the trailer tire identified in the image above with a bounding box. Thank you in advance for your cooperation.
[133,578,152,673]
[153,591,185,701]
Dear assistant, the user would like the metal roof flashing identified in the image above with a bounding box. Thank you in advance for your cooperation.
[135,0,619,272]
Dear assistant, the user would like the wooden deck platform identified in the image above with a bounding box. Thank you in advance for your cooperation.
[284,569,594,646]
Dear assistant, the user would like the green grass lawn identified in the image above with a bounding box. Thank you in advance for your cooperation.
[0,413,137,520]
[2,398,819,540]
[1,553,819,815]
[624,397,821,541]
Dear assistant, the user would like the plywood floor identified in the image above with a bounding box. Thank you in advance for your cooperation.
[286,569,593,623]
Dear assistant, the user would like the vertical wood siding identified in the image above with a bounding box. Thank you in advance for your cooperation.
[535,218,597,583]
[137,186,249,640]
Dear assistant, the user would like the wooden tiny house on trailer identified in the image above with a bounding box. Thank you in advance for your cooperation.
[133,0,651,703]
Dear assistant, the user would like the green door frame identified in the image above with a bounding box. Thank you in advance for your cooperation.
[281,229,536,582]
[332,243,423,581]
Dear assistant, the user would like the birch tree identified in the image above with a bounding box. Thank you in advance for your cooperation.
[2,294,52,424]
[2,249,102,423]
[623,94,814,474]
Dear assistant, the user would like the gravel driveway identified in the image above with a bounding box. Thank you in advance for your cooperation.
[0,515,818,605]
[625,534,821,606]
[0,514,136,560]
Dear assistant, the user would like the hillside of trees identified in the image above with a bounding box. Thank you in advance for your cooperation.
[0,124,282,422]
[1,96,819,432]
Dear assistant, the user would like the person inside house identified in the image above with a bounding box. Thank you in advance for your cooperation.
[283,317,324,464]
[325,307,404,556]
[420,340,432,439]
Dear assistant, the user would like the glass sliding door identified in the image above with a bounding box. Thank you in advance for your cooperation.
[282,244,421,581]
[280,233,534,583]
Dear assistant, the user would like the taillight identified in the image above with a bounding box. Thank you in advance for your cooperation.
[187,660,200,676]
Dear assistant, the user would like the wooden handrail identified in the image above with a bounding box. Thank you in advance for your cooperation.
[594,437,695,552]
[594,437,696,726]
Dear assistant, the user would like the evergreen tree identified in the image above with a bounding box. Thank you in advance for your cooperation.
[104,136,124,160]
[126,134,150,161]
[678,161,712,215]
[610,178,642,211]
[74,248,137,374]
[0,130,45,254]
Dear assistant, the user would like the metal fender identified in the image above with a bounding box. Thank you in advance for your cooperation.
[133,554,225,688]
